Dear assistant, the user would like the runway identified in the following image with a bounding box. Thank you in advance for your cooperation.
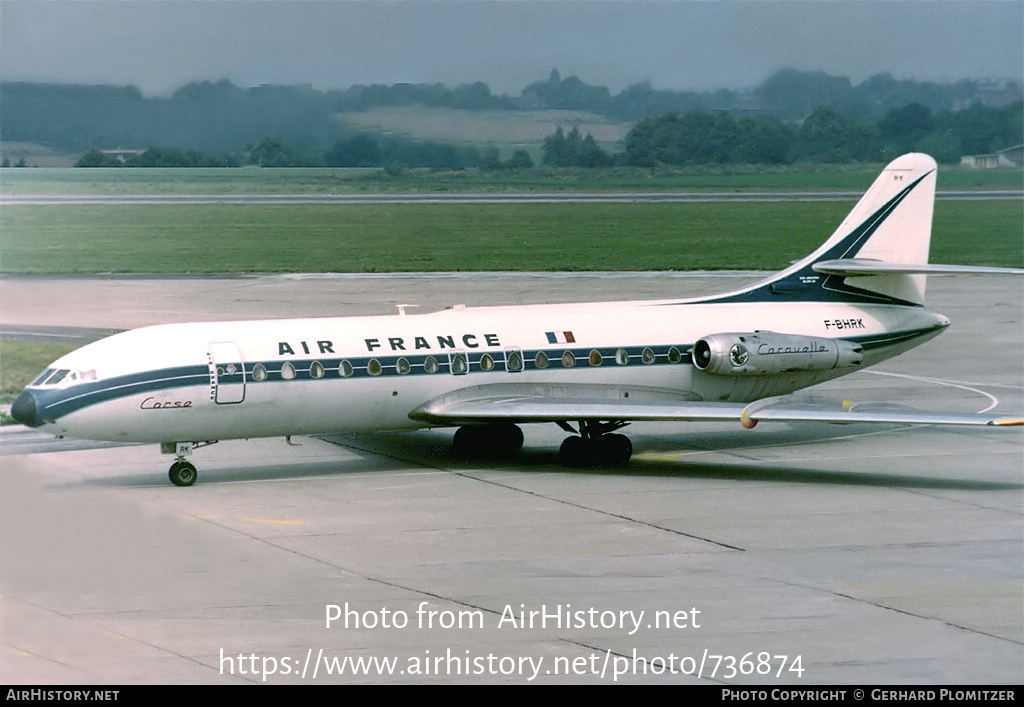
[2,190,1020,205]
[2,273,1021,684]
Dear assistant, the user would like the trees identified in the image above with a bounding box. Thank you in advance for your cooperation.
[479,148,534,171]
[623,112,794,166]
[248,137,319,167]
[795,106,878,162]
[878,103,934,154]
[541,127,612,167]
[324,135,383,167]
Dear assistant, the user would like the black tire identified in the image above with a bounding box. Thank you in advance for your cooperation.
[453,426,485,458]
[598,434,633,467]
[454,424,524,459]
[559,436,597,467]
[493,423,524,456]
[169,461,198,487]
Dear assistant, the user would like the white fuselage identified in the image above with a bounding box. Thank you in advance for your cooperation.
[27,297,948,444]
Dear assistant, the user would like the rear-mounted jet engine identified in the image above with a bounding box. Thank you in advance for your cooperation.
[692,331,863,375]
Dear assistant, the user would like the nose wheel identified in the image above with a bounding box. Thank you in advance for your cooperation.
[169,460,198,487]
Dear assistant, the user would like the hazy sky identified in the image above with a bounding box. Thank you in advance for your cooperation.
[1,1,1021,96]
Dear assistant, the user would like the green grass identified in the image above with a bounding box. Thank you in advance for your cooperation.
[1,200,1020,273]
[2,164,1021,195]
[0,340,73,395]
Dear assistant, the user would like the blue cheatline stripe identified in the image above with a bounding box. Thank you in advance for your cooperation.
[843,325,945,350]
[29,326,940,423]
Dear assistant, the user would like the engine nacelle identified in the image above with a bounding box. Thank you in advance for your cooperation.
[692,331,863,375]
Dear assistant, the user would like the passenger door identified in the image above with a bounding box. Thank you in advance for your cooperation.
[208,342,246,404]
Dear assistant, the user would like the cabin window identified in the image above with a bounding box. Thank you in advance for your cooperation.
[479,354,494,371]
[506,350,523,372]
[589,350,602,366]
[310,361,325,378]
[561,351,575,368]
[281,362,296,380]
[668,347,682,363]
[396,357,411,375]
[534,351,549,369]
[641,347,655,364]
[339,360,354,377]
[252,363,268,381]
[450,353,468,375]
[423,356,439,374]
[367,359,382,376]
[615,349,629,365]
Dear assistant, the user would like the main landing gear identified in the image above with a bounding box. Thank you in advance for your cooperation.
[162,441,218,486]
[453,423,525,459]
[451,421,633,467]
[557,421,632,467]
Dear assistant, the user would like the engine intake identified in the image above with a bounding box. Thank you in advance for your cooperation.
[692,331,863,375]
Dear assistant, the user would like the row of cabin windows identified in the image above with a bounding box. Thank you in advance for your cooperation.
[244,347,683,381]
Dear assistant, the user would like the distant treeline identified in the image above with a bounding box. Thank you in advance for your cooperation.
[4,69,1021,156]
[620,102,1023,166]
[74,97,1021,170]
[539,100,1022,167]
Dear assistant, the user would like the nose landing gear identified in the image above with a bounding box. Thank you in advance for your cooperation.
[169,460,198,487]
[161,441,218,486]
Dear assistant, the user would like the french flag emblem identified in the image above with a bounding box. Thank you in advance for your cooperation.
[546,331,576,344]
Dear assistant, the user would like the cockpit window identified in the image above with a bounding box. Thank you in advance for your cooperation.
[31,369,55,386]
[44,369,70,386]
[31,367,99,387]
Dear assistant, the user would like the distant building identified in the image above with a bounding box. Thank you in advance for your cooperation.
[953,80,1024,111]
[100,149,146,164]
[960,145,1023,169]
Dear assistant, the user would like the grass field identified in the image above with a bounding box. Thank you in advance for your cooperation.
[2,164,1022,195]
[1,199,1020,273]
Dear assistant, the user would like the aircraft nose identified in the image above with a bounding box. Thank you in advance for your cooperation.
[10,390,41,427]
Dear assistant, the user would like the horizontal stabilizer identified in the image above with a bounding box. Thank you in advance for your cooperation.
[813,259,1024,277]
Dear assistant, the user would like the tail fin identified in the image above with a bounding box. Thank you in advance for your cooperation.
[809,152,937,305]
[711,153,939,306]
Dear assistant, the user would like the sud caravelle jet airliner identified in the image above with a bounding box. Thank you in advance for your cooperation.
[10,153,1024,486]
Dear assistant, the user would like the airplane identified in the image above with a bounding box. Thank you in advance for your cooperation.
[9,153,1023,486]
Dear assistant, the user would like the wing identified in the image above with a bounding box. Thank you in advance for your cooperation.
[409,383,1023,429]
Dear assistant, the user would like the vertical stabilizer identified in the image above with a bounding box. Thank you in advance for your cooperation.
[817,153,936,305]
[706,153,938,306]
